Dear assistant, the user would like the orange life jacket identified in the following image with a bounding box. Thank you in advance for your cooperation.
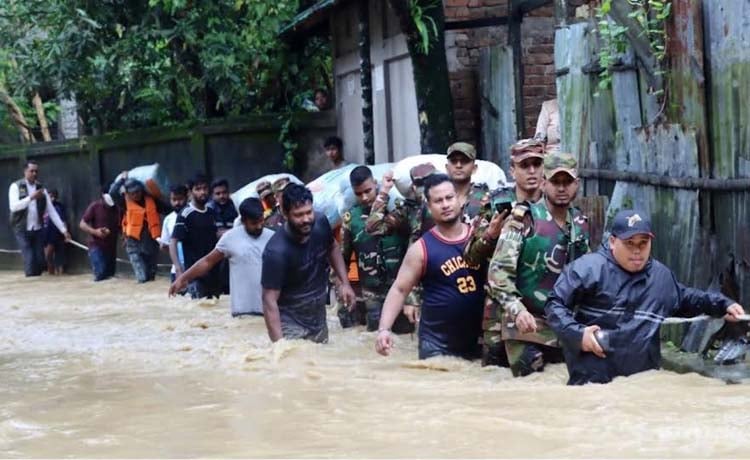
[333,223,360,283]
[122,195,161,240]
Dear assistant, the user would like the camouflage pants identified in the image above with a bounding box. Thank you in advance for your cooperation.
[483,297,562,374]
[362,290,415,334]
[505,341,563,377]
[481,296,508,367]
[338,287,414,334]
[336,281,367,329]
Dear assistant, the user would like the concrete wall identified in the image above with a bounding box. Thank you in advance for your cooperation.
[0,112,336,272]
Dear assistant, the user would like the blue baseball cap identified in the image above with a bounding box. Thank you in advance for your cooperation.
[611,210,655,240]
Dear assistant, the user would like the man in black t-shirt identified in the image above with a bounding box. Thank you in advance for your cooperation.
[207,178,238,237]
[171,173,221,299]
[261,184,355,343]
[207,178,238,295]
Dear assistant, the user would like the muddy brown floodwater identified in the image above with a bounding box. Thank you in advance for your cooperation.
[1,274,749,458]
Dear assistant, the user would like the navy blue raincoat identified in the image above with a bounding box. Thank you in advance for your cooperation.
[545,243,733,385]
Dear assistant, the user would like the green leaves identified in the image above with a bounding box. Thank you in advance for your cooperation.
[409,0,440,55]
[0,0,331,145]
[594,0,671,96]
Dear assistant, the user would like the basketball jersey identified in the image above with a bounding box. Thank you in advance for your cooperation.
[419,227,485,357]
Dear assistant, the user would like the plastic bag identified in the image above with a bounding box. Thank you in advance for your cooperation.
[391,154,508,199]
[307,165,357,227]
[114,163,170,200]
[307,164,406,227]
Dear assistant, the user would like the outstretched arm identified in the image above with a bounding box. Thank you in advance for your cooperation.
[169,249,224,296]
[375,241,424,356]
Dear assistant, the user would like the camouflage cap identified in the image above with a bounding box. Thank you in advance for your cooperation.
[446,142,477,161]
[272,177,291,193]
[510,138,545,163]
[409,163,438,186]
[255,180,272,198]
[544,152,578,179]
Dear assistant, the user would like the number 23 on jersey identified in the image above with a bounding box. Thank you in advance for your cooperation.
[457,275,477,294]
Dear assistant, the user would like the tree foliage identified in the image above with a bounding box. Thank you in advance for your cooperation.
[0,0,331,139]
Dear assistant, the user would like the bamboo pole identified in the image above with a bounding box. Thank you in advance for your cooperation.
[578,168,750,191]
[0,87,35,143]
[32,92,52,142]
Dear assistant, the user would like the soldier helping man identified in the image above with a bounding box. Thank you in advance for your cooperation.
[484,152,590,375]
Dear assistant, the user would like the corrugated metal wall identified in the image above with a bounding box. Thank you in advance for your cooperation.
[555,1,749,304]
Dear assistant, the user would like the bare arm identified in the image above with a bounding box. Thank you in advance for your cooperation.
[169,237,184,274]
[79,218,101,237]
[262,288,283,342]
[169,249,224,296]
[379,242,423,330]
[329,239,350,287]
[329,238,356,307]
[375,242,424,356]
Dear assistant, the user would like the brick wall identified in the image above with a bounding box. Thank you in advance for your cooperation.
[443,1,557,153]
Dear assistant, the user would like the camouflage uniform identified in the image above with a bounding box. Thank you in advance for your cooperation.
[256,181,274,219]
[341,199,414,333]
[485,153,591,375]
[264,206,285,229]
[264,178,290,229]
[464,139,546,267]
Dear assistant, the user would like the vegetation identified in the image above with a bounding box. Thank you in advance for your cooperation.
[595,0,671,95]
[0,0,331,156]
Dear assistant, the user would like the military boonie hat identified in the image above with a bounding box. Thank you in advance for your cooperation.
[544,152,578,179]
[409,163,437,186]
[510,138,545,163]
[272,177,290,194]
[256,180,272,198]
[446,142,477,161]
[611,209,655,240]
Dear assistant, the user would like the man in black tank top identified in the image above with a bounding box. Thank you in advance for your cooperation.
[375,174,485,360]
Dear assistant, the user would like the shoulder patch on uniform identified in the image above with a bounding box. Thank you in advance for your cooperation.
[343,211,351,224]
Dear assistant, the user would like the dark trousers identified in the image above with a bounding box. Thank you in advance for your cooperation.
[14,229,45,276]
[125,237,158,283]
[89,247,117,281]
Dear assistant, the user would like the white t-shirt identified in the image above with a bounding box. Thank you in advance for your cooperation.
[159,211,183,274]
[216,226,274,315]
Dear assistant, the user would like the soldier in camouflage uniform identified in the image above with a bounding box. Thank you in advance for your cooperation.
[464,139,546,266]
[339,166,413,333]
[264,177,290,229]
[485,152,591,374]
[366,163,436,324]
[255,180,276,219]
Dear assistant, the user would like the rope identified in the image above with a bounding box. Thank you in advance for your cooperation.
[0,239,173,268]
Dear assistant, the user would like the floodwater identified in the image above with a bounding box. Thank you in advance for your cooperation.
[1,273,749,458]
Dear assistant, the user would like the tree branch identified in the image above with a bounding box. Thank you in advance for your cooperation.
[608,0,663,92]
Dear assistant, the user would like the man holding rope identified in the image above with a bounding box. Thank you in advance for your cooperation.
[8,160,71,276]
